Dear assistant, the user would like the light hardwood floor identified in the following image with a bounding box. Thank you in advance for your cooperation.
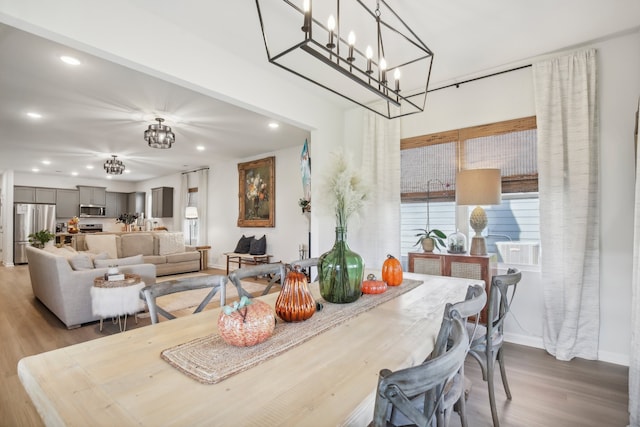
[0,264,630,426]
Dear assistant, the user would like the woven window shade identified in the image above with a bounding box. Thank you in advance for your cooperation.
[401,116,537,200]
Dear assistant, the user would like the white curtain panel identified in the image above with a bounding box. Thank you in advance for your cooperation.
[353,111,401,269]
[630,101,640,427]
[179,173,188,239]
[533,48,600,361]
[197,168,209,246]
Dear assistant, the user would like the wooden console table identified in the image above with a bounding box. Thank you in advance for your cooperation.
[225,252,273,274]
[408,251,497,323]
[195,245,211,270]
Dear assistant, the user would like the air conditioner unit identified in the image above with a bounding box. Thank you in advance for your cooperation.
[495,241,540,265]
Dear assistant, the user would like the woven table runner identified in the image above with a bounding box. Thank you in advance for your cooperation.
[161,278,423,384]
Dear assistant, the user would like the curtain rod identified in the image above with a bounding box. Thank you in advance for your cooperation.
[427,64,532,93]
[181,167,210,175]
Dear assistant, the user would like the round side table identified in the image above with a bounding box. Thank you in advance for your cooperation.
[92,273,145,332]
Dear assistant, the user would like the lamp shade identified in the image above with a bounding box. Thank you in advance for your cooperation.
[455,169,502,206]
[185,206,198,219]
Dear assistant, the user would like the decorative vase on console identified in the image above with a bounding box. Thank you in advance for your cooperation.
[318,150,368,304]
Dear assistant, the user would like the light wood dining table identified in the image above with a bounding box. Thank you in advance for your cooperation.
[18,272,482,427]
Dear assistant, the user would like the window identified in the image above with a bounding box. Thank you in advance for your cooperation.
[185,188,199,245]
[400,116,540,267]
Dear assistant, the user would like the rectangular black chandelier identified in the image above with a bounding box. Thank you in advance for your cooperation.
[255,0,434,119]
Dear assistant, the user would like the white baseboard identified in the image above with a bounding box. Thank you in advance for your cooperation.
[504,332,630,367]
[504,332,544,349]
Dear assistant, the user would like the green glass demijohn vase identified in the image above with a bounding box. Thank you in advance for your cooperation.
[318,227,364,304]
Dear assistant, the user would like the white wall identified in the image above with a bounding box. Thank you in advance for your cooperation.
[362,30,639,365]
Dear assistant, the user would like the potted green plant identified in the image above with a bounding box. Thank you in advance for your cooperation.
[414,228,447,252]
[28,229,56,248]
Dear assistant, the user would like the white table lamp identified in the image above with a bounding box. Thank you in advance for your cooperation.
[455,169,502,256]
[185,207,198,245]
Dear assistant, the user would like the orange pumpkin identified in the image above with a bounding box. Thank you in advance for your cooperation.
[218,300,275,347]
[382,254,403,286]
[362,277,387,294]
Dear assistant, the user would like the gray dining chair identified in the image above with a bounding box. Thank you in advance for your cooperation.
[227,262,286,299]
[140,274,227,324]
[467,268,522,427]
[385,284,486,427]
[287,257,319,282]
[372,309,469,427]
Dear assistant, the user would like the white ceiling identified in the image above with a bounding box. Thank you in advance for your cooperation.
[1,1,639,182]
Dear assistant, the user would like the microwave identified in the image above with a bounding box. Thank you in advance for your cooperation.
[79,204,106,217]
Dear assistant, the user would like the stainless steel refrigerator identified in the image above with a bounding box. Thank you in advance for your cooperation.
[14,203,56,264]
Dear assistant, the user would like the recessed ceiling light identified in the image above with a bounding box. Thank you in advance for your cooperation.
[71,171,78,176]
[32,168,39,172]
[42,160,51,165]
[196,145,205,151]
[124,170,131,174]
[106,175,113,180]
[60,55,81,66]
[27,112,42,119]
[86,165,94,170]
[268,122,279,129]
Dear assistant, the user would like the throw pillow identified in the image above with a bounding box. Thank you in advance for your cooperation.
[233,235,254,253]
[249,235,266,255]
[85,234,118,259]
[68,253,95,271]
[158,232,185,256]
[43,245,78,259]
[94,254,144,268]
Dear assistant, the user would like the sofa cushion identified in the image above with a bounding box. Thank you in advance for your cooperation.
[68,253,95,270]
[94,254,144,268]
[143,255,168,265]
[249,235,267,255]
[43,245,78,259]
[234,235,255,253]
[120,233,154,257]
[158,232,185,255]
[165,251,201,263]
[85,234,118,259]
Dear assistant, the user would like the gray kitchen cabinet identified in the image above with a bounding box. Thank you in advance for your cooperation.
[35,188,57,204]
[78,186,106,205]
[127,192,146,215]
[14,186,57,204]
[151,187,173,218]
[14,186,35,203]
[105,192,128,218]
[56,189,79,218]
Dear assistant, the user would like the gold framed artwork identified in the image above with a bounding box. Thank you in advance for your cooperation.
[237,156,275,227]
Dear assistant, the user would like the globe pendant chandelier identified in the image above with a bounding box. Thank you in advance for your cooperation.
[255,0,434,119]
[104,155,125,175]
[144,117,175,149]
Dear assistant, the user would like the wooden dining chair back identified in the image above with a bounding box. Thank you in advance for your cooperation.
[287,257,319,282]
[467,268,522,427]
[372,310,469,427]
[141,275,228,324]
[411,284,486,427]
[227,262,286,299]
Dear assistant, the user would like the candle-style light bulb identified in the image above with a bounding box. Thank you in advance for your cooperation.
[326,15,336,49]
[380,57,387,84]
[394,68,401,92]
[347,31,356,62]
[366,46,373,74]
[302,0,311,34]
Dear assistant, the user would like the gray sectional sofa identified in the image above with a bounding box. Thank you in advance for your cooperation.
[26,245,157,329]
[73,231,201,277]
